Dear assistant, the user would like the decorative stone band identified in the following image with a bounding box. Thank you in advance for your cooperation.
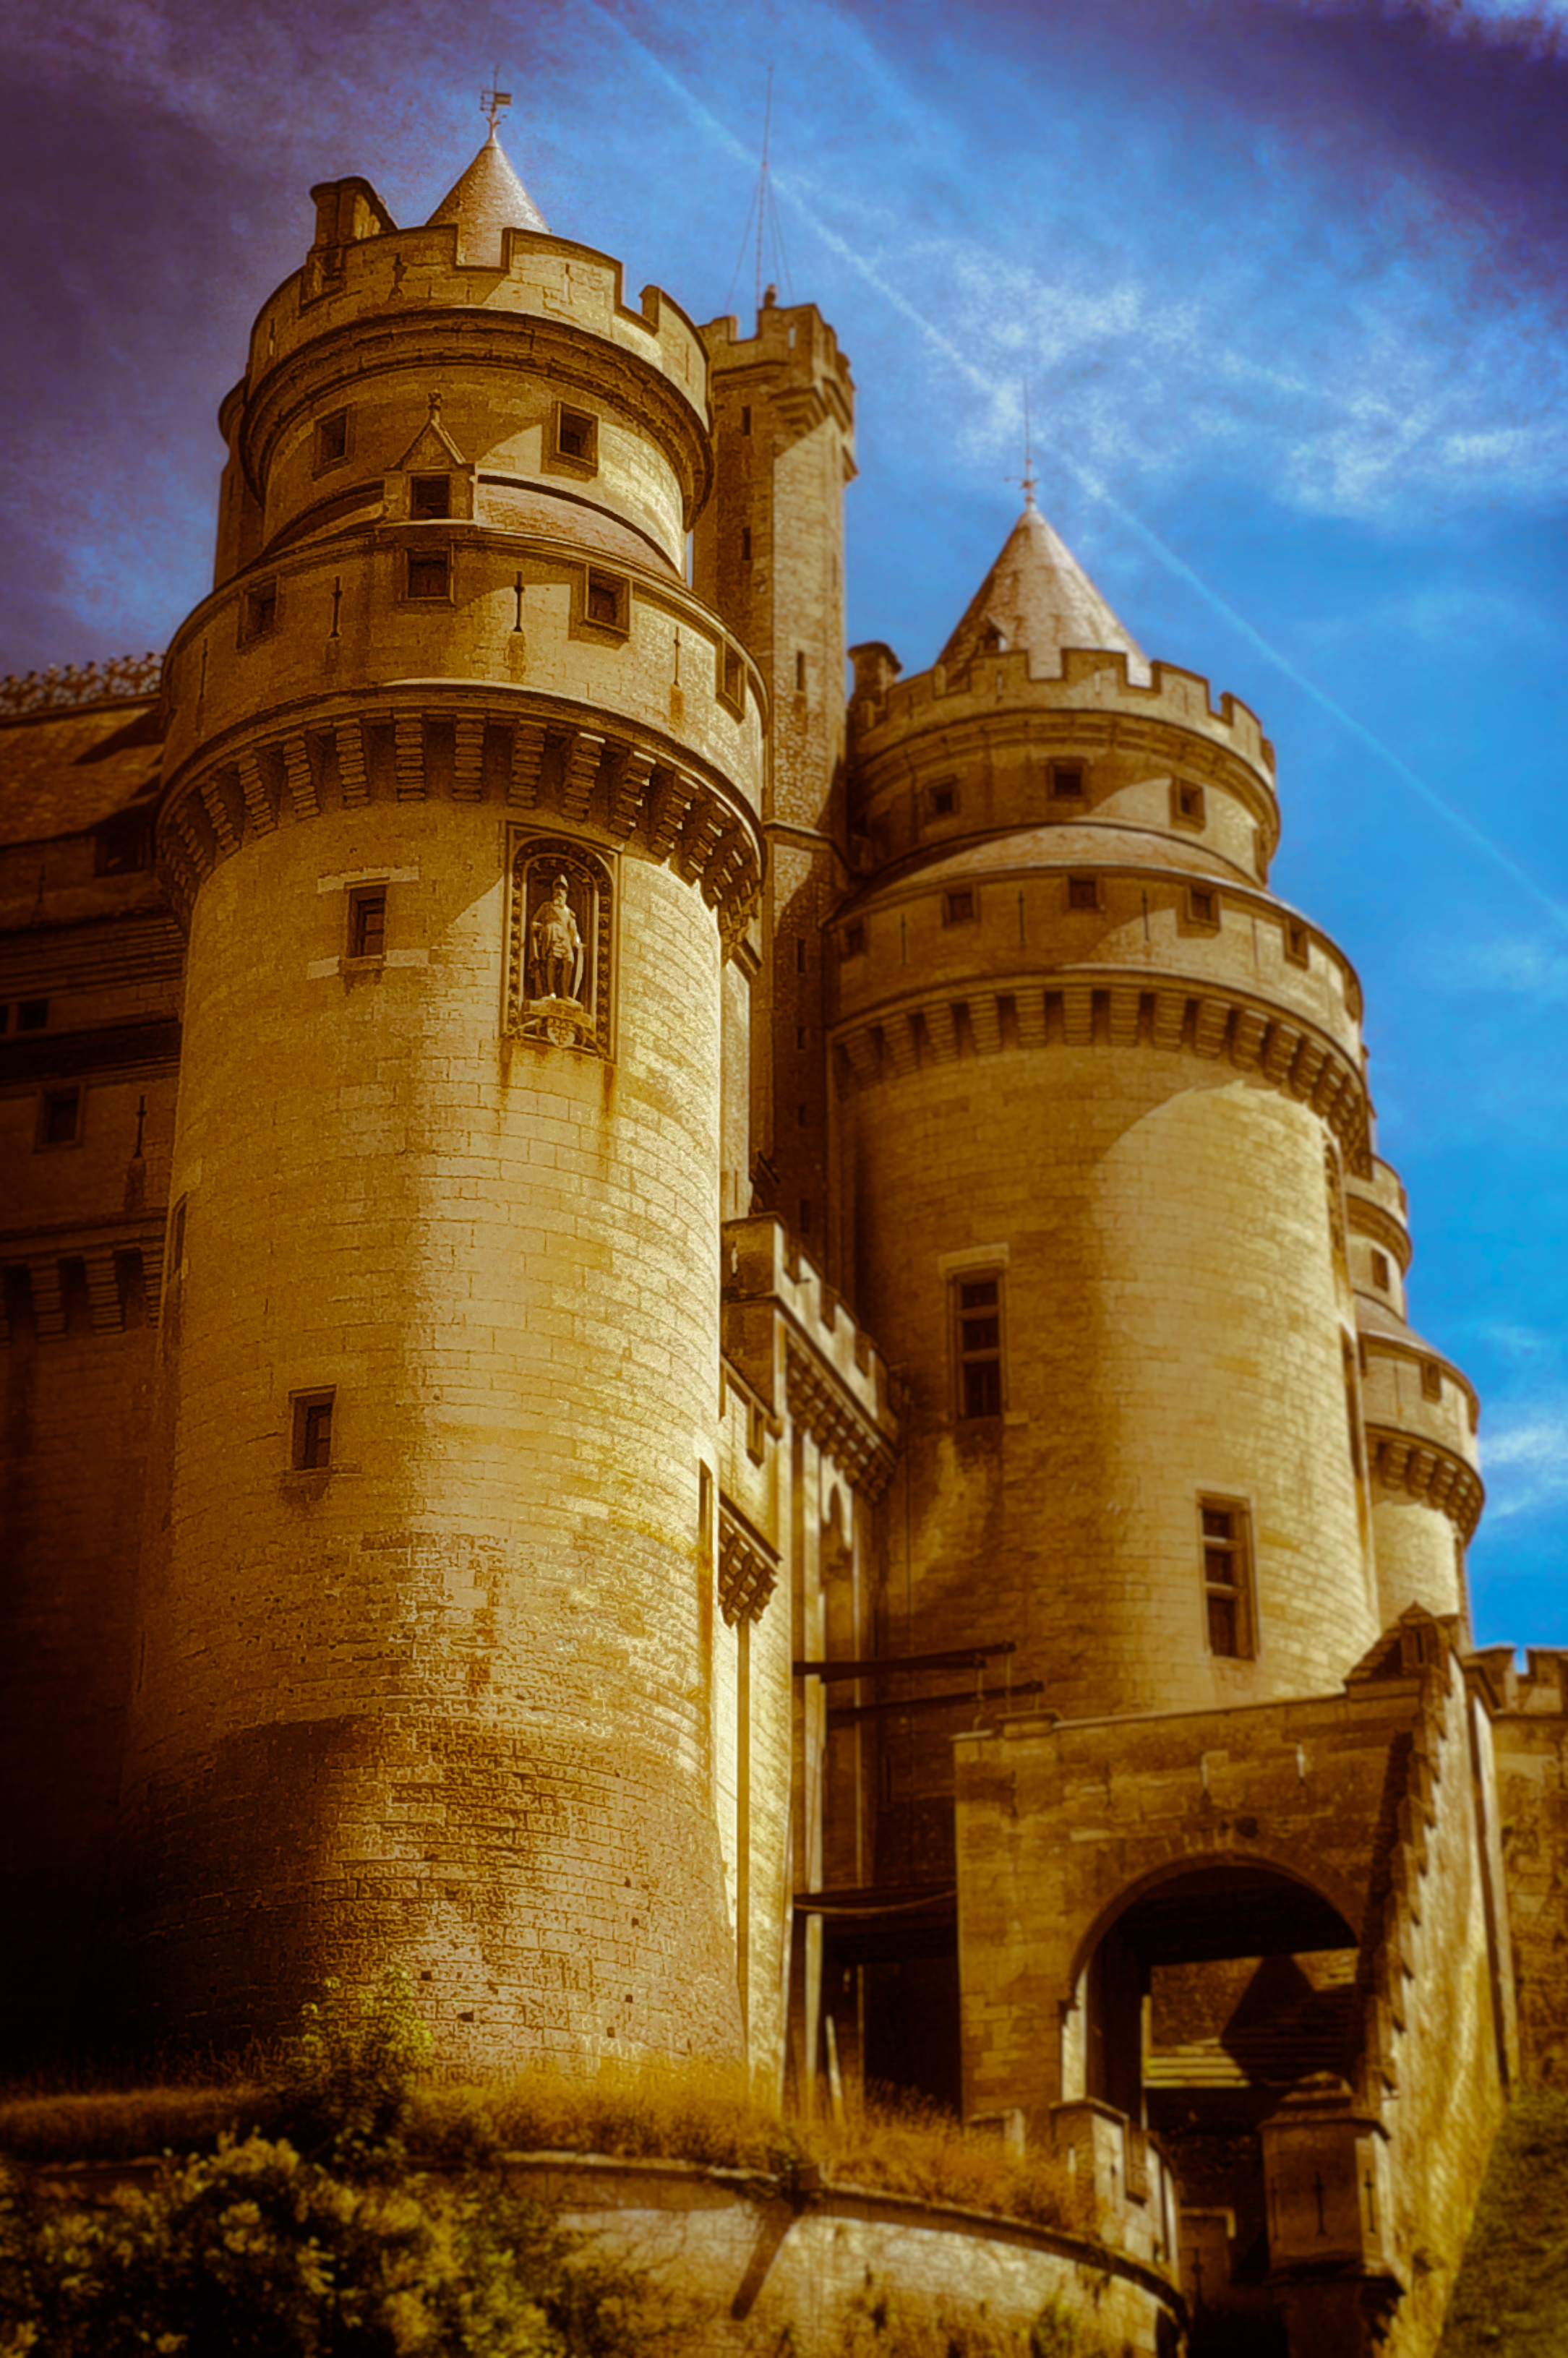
[0,653,163,718]
[785,1334,899,1504]
[833,971,1371,1177]
[1367,1427,1484,1540]
[0,1219,166,1346]
[155,692,763,950]
[1345,1190,1412,1270]
[717,1504,779,1627]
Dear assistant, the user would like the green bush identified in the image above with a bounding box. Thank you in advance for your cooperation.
[278,1967,434,2171]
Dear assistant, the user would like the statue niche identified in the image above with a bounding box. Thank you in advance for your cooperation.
[507,836,613,1055]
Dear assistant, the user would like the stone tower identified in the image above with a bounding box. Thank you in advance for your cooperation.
[103,135,768,2069]
[693,295,855,1263]
[834,496,1481,1872]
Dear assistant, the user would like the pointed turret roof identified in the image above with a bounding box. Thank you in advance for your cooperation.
[938,500,1150,685]
[425,131,549,263]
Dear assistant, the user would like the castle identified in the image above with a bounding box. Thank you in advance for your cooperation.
[2,125,1566,2357]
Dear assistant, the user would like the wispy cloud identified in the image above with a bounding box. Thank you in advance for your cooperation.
[1420,938,1568,1000]
[1483,1405,1568,1519]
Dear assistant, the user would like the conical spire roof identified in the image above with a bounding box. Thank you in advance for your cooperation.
[425,132,549,262]
[939,500,1150,684]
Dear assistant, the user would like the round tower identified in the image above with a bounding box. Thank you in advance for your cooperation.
[834,500,1394,1850]
[1348,1158,1482,1626]
[110,135,763,2068]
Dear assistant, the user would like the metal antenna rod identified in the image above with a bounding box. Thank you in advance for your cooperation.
[755,65,775,314]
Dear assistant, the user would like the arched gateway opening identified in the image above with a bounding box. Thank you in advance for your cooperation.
[1081,1864,1358,2357]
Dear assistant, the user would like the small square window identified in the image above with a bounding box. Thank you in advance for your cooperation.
[314,409,349,469]
[37,1086,82,1149]
[1421,1360,1444,1402]
[1067,875,1099,912]
[954,1273,1004,1418]
[17,999,47,1031]
[586,570,628,630]
[406,546,450,600]
[1371,1249,1392,1291]
[1175,781,1206,826]
[928,782,958,819]
[554,404,598,468]
[348,886,387,960]
[1188,886,1219,926]
[843,922,867,958]
[291,1389,335,1470]
[410,473,451,520]
[1200,1497,1254,1658]
[243,581,279,640]
[1050,763,1086,800]
[1285,921,1311,968]
[944,888,977,925]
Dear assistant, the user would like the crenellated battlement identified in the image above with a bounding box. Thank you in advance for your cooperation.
[701,296,855,429]
[852,641,1274,781]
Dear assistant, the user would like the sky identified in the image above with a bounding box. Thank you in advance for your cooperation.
[0,0,1563,1645]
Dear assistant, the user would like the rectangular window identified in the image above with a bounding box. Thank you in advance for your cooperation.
[740,526,752,560]
[1175,781,1206,826]
[944,888,976,925]
[554,404,597,467]
[18,999,47,1030]
[1199,1499,1253,1658]
[928,781,958,818]
[314,409,349,469]
[796,651,807,692]
[719,645,745,713]
[740,406,753,436]
[410,473,451,520]
[348,886,387,960]
[406,546,450,600]
[36,1086,82,1149]
[586,570,627,630]
[1285,921,1310,968]
[1067,875,1099,912]
[291,1389,335,1470]
[1050,762,1085,799]
[1188,886,1219,926]
[843,922,866,958]
[1421,1359,1444,1402]
[954,1274,1004,1418]
[1371,1249,1391,1291]
[243,581,278,640]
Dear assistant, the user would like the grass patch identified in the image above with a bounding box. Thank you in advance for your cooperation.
[0,2064,1082,2233]
[1439,2093,1568,2356]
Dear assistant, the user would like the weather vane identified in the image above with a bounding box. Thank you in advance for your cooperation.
[481,67,512,140]
[1006,380,1038,510]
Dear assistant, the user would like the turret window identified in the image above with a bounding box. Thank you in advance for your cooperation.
[1049,762,1086,799]
[35,1086,82,1149]
[1188,886,1220,927]
[406,546,450,600]
[586,570,628,632]
[1199,1499,1254,1658]
[954,1274,1006,1419]
[718,645,745,716]
[1421,1360,1444,1402]
[1371,1250,1392,1291]
[241,581,279,641]
[348,886,387,961]
[1285,921,1311,968]
[1174,781,1206,827]
[553,403,598,470]
[314,409,350,471]
[1067,875,1100,912]
[928,781,959,819]
[291,1388,335,1471]
[843,922,866,958]
[944,888,977,925]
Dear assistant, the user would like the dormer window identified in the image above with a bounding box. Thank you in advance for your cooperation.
[411,473,451,520]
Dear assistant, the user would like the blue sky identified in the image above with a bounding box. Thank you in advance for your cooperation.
[1,0,1563,1642]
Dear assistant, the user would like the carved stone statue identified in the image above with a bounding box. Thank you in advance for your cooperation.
[529,875,584,1001]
